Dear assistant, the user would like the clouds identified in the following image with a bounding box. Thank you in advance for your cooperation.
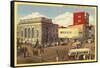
[53,12,73,27]
[89,15,95,25]
[19,12,95,26]
[53,12,95,27]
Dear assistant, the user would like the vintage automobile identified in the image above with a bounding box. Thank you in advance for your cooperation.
[68,48,91,60]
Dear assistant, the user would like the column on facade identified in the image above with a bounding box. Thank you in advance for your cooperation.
[28,28,30,38]
[29,27,34,43]
[21,30,23,42]
[24,28,28,42]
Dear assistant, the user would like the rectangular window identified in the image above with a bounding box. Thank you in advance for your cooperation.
[78,16,81,18]
[21,31,23,37]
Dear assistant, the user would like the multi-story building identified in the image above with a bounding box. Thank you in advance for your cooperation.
[73,12,89,25]
[58,24,85,39]
[58,12,90,42]
[88,25,95,40]
[17,17,58,47]
[73,12,89,39]
[67,24,86,39]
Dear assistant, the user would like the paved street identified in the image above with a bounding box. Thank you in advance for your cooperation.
[17,42,95,64]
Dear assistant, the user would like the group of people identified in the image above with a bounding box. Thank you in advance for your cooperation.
[71,39,82,49]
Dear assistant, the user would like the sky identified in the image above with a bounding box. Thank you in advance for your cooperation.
[17,4,96,26]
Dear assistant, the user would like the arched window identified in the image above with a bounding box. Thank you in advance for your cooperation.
[32,28,34,38]
[24,28,27,38]
[28,28,30,38]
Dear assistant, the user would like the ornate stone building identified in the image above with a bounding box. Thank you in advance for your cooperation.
[17,17,58,47]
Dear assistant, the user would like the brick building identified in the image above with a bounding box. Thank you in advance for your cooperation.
[73,12,89,39]
[73,12,89,26]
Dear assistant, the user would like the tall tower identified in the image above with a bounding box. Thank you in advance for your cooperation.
[73,12,89,26]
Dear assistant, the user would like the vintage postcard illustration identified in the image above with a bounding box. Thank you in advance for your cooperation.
[11,1,98,67]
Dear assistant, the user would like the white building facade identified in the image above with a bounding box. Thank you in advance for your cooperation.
[17,17,58,47]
